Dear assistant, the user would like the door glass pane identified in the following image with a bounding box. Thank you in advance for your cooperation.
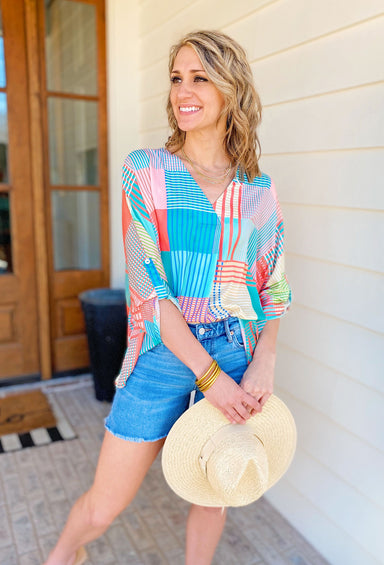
[51,190,100,270]
[48,97,98,185]
[45,0,97,95]
[0,7,6,87]
[0,193,12,274]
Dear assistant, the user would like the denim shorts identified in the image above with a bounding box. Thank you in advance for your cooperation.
[104,317,248,442]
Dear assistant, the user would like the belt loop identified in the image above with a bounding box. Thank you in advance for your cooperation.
[224,318,233,343]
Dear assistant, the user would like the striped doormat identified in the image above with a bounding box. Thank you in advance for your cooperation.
[0,389,77,453]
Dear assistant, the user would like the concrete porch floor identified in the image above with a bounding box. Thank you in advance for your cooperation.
[0,376,330,565]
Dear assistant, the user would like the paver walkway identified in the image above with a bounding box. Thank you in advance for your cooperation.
[0,377,330,565]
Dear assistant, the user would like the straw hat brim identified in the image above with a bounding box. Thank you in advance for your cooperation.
[162,394,296,507]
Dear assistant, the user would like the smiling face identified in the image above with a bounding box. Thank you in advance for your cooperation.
[170,45,226,137]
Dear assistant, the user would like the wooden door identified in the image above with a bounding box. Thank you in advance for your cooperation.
[0,1,40,380]
[0,0,108,382]
[37,0,109,375]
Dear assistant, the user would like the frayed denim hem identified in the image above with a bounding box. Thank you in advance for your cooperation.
[104,419,167,444]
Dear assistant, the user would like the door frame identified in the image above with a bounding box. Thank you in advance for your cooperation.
[0,0,109,383]
[0,0,40,381]
[33,0,109,378]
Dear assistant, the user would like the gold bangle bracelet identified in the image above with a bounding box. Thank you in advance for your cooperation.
[196,360,217,383]
[196,360,218,388]
[198,370,220,393]
[196,366,216,388]
[198,364,221,392]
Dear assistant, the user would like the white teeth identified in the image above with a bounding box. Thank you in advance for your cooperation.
[180,106,200,113]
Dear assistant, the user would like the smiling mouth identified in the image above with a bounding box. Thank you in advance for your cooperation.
[179,106,201,114]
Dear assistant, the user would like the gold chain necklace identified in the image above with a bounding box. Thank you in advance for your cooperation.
[181,149,234,185]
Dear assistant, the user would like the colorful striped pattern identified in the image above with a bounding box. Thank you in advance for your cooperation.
[116,148,291,387]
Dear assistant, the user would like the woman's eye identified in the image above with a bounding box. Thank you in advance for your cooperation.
[170,75,208,84]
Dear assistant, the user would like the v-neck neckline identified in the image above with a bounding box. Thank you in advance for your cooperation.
[165,148,239,209]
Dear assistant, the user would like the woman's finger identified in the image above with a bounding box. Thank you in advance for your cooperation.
[242,401,254,414]
[234,402,252,420]
[221,405,247,424]
[259,392,272,407]
[242,391,261,412]
[230,408,247,424]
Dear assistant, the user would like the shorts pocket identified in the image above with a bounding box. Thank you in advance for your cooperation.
[231,326,245,350]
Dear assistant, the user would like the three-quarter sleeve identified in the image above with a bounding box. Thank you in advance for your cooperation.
[116,154,179,388]
[256,180,291,319]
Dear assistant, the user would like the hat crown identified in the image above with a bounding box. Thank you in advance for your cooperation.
[200,425,269,505]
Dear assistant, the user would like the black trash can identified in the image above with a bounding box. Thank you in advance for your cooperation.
[79,288,127,402]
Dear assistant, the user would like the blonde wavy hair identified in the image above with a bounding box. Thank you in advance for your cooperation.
[165,30,262,181]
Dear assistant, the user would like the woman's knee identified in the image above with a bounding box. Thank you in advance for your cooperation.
[81,488,127,531]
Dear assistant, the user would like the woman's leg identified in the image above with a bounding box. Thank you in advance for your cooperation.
[185,504,227,565]
[44,430,165,565]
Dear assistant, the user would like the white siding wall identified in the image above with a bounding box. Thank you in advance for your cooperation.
[109,1,384,564]
[107,0,140,287]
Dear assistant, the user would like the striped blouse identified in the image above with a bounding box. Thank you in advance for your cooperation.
[116,148,291,388]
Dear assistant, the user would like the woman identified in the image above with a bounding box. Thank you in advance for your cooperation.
[44,30,291,565]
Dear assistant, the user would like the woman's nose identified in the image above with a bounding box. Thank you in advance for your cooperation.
[177,80,193,98]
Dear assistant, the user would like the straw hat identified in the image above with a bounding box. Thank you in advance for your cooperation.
[162,394,296,507]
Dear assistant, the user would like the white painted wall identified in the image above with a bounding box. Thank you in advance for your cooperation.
[107,1,384,564]
[106,0,140,288]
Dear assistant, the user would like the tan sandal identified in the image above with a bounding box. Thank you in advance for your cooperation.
[73,547,87,565]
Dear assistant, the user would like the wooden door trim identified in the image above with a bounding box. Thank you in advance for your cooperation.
[36,0,68,375]
[0,0,40,378]
[47,91,99,102]
[42,185,103,191]
[97,0,110,284]
[24,0,52,380]
[66,0,99,5]
[38,0,109,375]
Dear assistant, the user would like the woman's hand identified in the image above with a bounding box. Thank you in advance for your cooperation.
[203,371,262,424]
[240,319,279,411]
[240,347,275,409]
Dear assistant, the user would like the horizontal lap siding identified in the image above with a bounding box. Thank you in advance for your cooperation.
[262,150,384,210]
[286,254,383,333]
[226,0,384,60]
[278,305,383,392]
[276,346,384,462]
[267,482,382,565]
[108,0,141,287]
[276,346,384,503]
[283,205,383,272]
[137,2,384,564]
[289,449,383,557]
[261,82,384,153]
[140,0,197,35]
[252,17,384,104]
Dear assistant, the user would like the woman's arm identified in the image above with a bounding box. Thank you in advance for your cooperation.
[240,318,280,407]
[159,299,261,424]
[240,178,290,409]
